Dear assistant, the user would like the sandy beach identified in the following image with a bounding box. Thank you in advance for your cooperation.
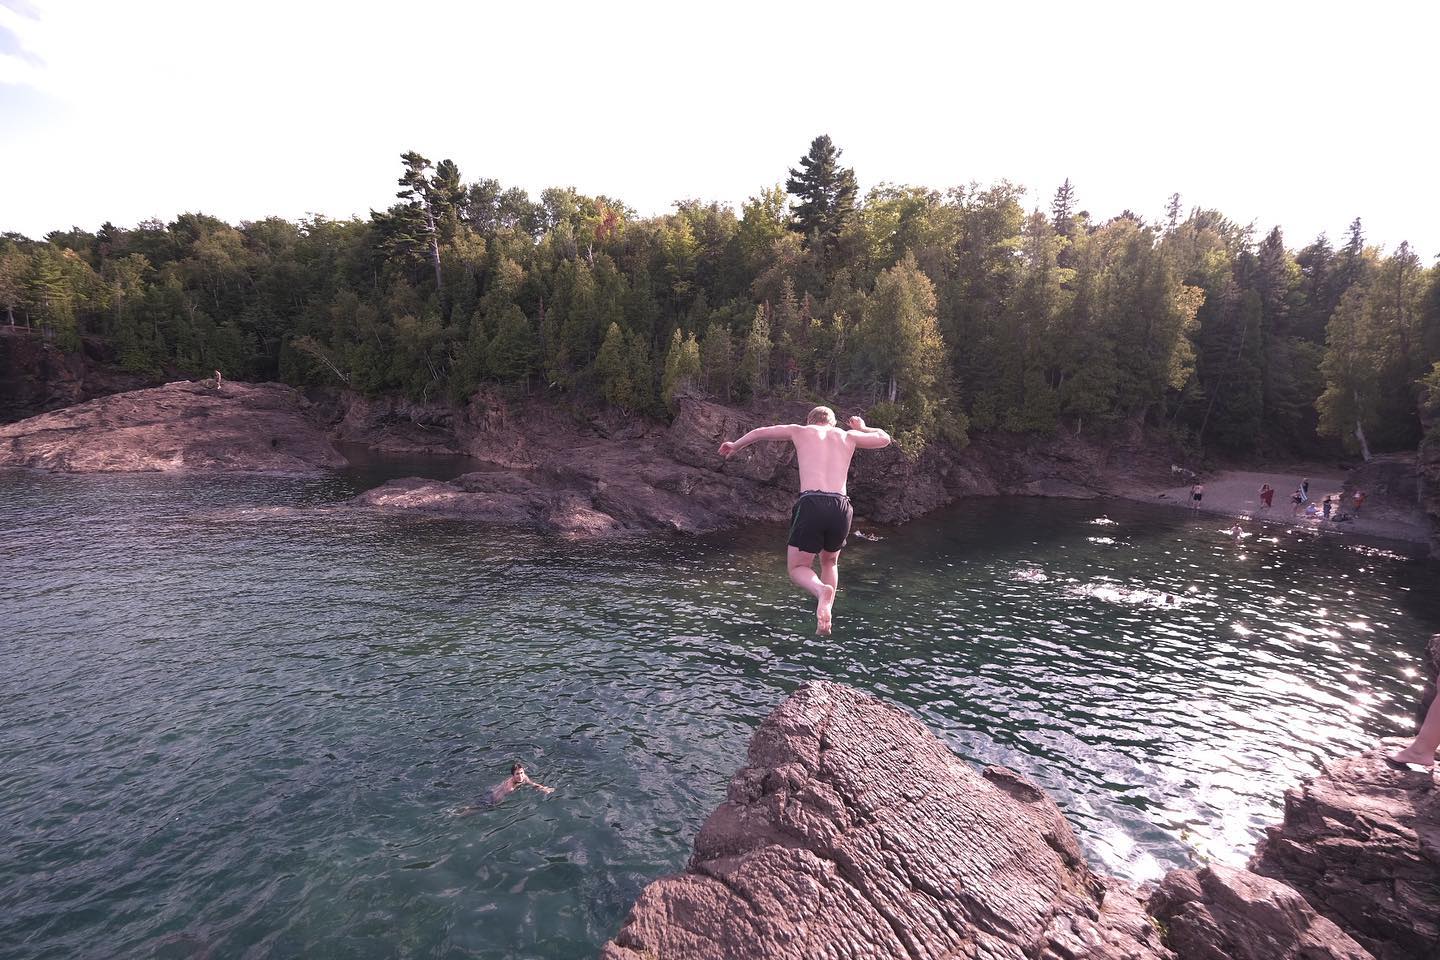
[1124,467,1432,547]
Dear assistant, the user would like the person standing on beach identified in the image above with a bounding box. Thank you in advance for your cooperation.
[1259,483,1274,509]
[719,406,891,635]
[1190,482,1204,512]
[1291,488,1304,515]
[1353,489,1366,515]
[1300,477,1310,502]
[1323,496,1333,520]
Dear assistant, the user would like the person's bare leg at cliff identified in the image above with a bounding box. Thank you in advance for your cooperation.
[1390,679,1440,769]
[718,406,891,635]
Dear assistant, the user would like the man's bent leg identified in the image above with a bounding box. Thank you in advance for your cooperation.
[787,546,823,598]
[817,550,840,635]
[787,546,835,636]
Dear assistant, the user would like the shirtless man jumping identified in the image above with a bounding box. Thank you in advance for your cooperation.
[719,406,891,635]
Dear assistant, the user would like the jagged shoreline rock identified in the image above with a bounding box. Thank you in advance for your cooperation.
[600,680,1173,960]
[602,681,1432,960]
[0,380,346,473]
[1251,745,1440,960]
[1149,864,1371,960]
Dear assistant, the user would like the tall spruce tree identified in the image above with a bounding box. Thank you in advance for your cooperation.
[785,135,857,252]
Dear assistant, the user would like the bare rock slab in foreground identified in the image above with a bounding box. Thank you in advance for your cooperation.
[601,680,1171,960]
[1252,745,1440,960]
[0,380,345,473]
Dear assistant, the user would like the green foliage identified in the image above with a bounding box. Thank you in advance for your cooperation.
[9,144,1434,463]
[596,322,634,411]
[661,328,702,413]
[699,319,734,400]
[737,306,772,402]
[786,135,858,253]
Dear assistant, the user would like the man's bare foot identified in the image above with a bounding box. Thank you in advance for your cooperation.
[1388,745,1437,768]
[816,584,836,635]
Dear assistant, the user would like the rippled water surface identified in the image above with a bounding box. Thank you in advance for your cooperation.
[3,467,1437,959]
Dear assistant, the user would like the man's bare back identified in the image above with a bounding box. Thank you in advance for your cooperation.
[719,406,891,634]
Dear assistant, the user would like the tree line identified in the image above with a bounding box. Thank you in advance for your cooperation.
[3,137,1437,457]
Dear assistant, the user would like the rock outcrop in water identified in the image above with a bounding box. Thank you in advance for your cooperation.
[1149,864,1371,959]
[0,380,346,473]
[1251,746,1440,960]
[601,681,1173,960]
[604,681,1431,960]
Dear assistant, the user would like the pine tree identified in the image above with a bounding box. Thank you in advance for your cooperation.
[627,330,655,413]
[1051,179,1076,238]
[660,328,702,413]
[858,253,945,405]
[487,304,539,383]
[785,135,857,251]
[699,319,734,400]
[737,306,772,401]
[596,321,633,410]
[1165,193,1183,233]
[395,151,445,291]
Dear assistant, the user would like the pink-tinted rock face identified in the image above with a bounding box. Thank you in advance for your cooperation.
[600,681,1172,960]
[0,380,345,473]
[1251,746,1440,960]
[1149,864,1372,960]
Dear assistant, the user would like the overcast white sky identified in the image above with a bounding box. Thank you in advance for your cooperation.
[2,0,1435,259]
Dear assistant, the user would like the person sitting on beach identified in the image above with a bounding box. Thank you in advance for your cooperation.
[457,763,554,814]
[1304,502,1320,518]
[1259,483,1274,509]
[719,406,892,635]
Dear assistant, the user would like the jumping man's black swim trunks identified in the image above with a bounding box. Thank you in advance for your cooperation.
[788,490,853,554]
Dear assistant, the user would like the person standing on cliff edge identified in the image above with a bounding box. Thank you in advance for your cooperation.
[719,406,891,635]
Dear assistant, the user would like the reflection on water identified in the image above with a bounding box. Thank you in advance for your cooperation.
[1,471,1437,959]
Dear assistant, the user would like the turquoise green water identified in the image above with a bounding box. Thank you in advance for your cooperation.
[2,468,1436,959]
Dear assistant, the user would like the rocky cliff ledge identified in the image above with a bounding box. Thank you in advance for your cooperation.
[0,380,346,473]
[344,390,1173,535]
[603,681,1432,959]
[0,328,156,424]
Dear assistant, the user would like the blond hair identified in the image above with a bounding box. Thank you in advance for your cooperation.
[806,406,836,426]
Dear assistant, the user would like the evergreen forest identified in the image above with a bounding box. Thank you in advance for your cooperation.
[4,136,1438,458]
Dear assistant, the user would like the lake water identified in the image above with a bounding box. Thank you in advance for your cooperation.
[2,466,1437,959]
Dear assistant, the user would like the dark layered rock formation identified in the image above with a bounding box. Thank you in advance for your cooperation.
[0,328,154,423]
[601,681,1173,960]
[669,395,1169,524]
[0,380,346,473]
[1252,746,1440,960]
[360,391,1174,536]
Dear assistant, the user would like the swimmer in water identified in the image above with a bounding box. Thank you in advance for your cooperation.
[457,763,554,814]
[719,407,892,635]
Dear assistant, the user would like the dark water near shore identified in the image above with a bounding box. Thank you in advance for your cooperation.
[2,465,1437,960]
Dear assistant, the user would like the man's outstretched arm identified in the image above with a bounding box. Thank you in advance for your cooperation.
[846,416,892,449]
[719,424,799,458]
